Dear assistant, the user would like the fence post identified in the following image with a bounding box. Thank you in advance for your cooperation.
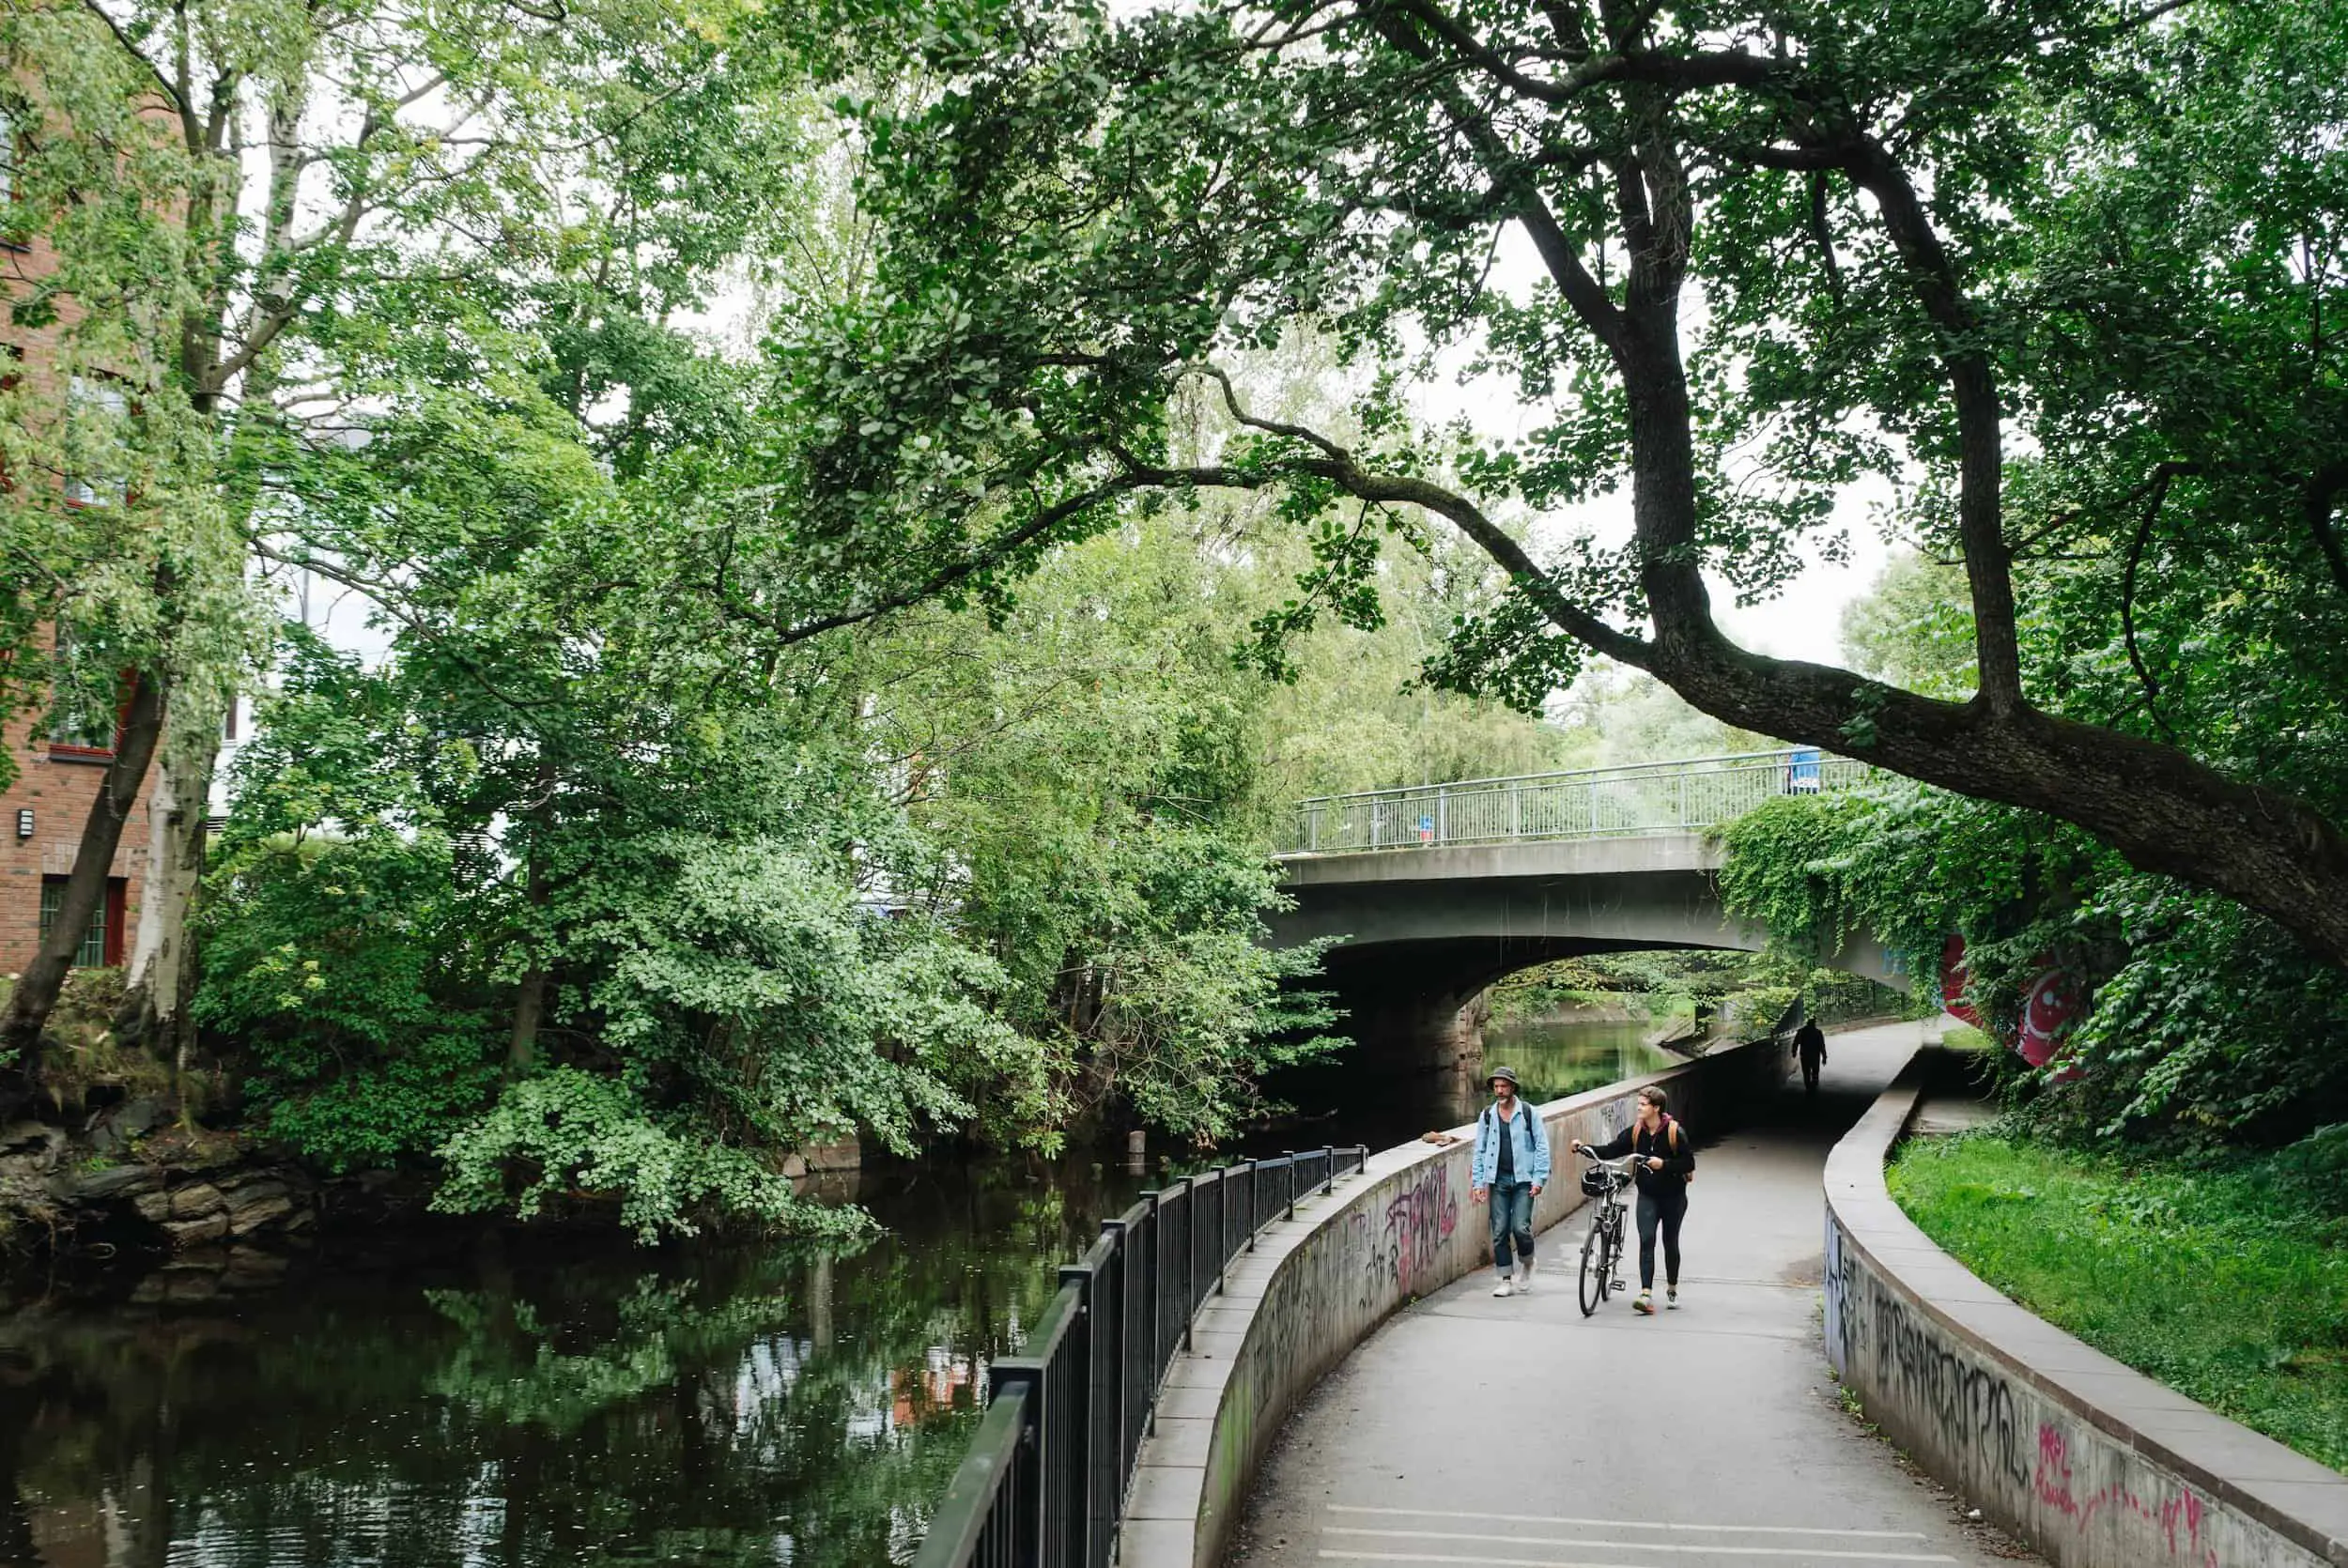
[1139,1191,1161,1440]
[1172,1177,1195,1355]
[1100,1216,1130,1533]
[991,1359,1045,1564]
[1057,1261,1097,1568]
[1321,1145,1336,1194]
[1284,1152,1298,1222]
[1435,787,1447,845]
[1214,1168,1229,1295]
[1244,1160,1259,1252]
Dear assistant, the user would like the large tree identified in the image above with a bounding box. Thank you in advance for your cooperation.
[0,0,811,1087]
[786,0,2348,963]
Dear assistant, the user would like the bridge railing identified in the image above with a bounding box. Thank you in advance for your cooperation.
[1281,748,1867,854]
[914,1145,1371,1568]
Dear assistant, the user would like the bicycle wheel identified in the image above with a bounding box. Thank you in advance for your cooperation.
[1578,1224,1604,1316]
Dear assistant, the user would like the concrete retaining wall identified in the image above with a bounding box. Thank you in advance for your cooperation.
[1825,1053,2348,1568]
[1122,1032,1791,1568]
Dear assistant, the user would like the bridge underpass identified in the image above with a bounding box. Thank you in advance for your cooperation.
[1270,754,1904,1106]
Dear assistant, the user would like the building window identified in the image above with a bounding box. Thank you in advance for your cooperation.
[39,876,125,968]
[0,105,14,208]
[64,377,130,507]
[47,628,124,757]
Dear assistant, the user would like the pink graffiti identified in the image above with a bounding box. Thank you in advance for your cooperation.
[1383,1167,1459,1295]
[2033,1424,2217,1568]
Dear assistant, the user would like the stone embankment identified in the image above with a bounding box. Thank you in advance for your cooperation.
[2,1099,320,1255]
[1827,1050,2348,1568]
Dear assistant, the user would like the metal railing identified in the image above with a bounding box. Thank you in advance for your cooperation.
[1280,748,1867,854]
[916,1145,1371,1568]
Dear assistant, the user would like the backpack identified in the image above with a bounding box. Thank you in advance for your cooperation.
[1658,1114,1691,1185]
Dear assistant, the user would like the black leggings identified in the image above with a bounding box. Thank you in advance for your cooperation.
[1635,1186,1688,1291]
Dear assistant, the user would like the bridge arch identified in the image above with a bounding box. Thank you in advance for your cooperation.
[1270,758,1906,1100]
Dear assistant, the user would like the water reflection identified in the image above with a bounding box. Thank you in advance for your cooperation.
[1484,1017,1676,1104]
[0,1158,1149,1568]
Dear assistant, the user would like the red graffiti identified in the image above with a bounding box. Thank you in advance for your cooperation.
[2033,1424,2217,1568]
[1941,936,2083,1072]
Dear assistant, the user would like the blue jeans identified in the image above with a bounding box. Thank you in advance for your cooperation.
[1489,1181,1535,1274]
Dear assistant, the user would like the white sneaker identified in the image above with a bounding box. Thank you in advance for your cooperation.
[1518,1256,1535,1294]
[1491,1278,1514,1298]
[1666,1286,1679,1310]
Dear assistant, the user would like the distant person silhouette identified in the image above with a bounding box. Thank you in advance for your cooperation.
[1795,1018,1828,1096]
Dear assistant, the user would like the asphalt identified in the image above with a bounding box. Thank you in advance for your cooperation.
[1220,1022,2032,1568]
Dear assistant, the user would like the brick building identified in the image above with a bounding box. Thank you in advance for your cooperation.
[0,667,150,976]
[0,101,150,979]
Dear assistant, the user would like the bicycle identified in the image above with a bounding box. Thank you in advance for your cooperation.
[1573,1147,1635,1317]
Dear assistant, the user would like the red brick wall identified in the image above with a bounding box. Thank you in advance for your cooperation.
[0,682,150,977]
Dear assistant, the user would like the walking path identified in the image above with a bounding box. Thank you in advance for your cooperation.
[1223,1022,2028,1568]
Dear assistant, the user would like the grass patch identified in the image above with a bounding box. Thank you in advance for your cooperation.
[1937,1023,1994,1053]
[1891,1135,2348,1474]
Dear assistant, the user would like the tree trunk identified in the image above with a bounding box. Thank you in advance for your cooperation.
[506,776,554,1076]
[507,963,548,1076]
[117,727,216,1059]
[2,669,169,1104]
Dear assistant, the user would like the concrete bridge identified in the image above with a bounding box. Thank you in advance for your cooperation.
[1271,752,1904,1084]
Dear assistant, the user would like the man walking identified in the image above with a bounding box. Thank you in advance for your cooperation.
[1795,1017,1829,1097]
[1471,1066,1549,1297]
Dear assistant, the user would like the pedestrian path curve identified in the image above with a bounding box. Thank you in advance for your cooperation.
[1221,1023,2028,1568]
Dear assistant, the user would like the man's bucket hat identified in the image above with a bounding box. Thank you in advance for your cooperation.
[1487,1065,1521,1089]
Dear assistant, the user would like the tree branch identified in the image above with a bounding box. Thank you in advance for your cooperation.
[78,0,184,114]
[1837,134,2024,714]
[1101,378,1655,669]
[2120,462,2189,740]
[2305,459,2348,594]
[739,473,1161,648]
[1807,170,1845,309]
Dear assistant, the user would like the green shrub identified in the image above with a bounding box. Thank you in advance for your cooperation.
[2275,1125,2348,1217]
[194,828,500,1168]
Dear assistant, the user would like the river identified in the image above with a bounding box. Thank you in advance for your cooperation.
[0,1018,1673,1568]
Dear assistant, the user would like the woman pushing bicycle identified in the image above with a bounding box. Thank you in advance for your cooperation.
[1569,1084,1695,1315]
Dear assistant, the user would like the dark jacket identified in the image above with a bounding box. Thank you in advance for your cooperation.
[1795,1022,1828,1063]
[1587,1115,1694,1194]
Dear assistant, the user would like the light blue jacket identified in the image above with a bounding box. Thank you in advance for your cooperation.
[1471,1099,1552,1188]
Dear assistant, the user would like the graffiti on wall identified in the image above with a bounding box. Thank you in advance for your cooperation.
[1830,1216,2274,1568]
[1826,1219,2028,1488]
[1379,1162,1459,1296]
[2033,1423,2220,1568]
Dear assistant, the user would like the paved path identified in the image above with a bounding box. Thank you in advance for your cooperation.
[1224,1023,2028,1568]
